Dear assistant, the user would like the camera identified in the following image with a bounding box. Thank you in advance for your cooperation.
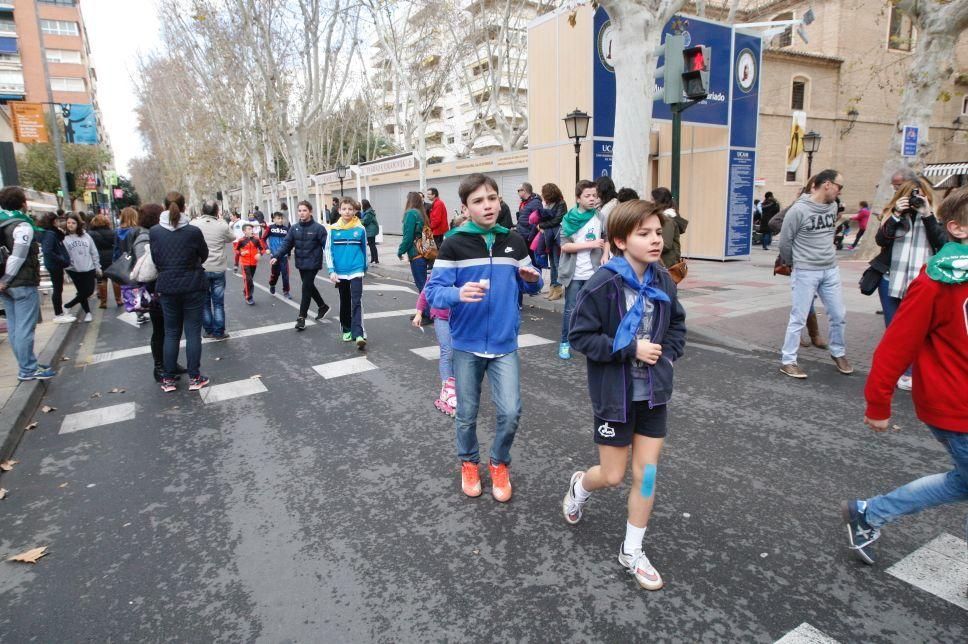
[906,188,926,212]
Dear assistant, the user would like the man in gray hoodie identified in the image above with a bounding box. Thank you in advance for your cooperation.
[190,201,234,340]
[778,169,853,378]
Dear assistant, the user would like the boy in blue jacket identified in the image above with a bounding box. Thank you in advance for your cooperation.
[425,173,543,502]
[563,199,686,592]
[264,212,291,298]
[325,197,368,349]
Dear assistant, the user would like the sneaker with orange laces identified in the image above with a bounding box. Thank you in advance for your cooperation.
[461,461,482,497]
[488,461,512,502]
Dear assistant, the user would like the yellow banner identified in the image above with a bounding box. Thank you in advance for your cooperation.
[786,111,806,171]
[11,102,49,144]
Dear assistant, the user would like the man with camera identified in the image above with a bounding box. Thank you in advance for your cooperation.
[778,169,853,379]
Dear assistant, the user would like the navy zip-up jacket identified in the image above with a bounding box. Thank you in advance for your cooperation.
[41,228,71,271]
[569,265,686,422]
[273,218,327,270]
[425,229,543,355]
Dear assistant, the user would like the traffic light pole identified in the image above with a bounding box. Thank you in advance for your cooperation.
[670,99,701,204]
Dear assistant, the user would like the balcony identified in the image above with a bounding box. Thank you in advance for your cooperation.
[0,19,15,37]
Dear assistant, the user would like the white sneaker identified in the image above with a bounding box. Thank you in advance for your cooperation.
[562,471,588,525]
[618,544,664,590]
[53,314,76,323]
[896,375,913,391]
[83,312,93,323]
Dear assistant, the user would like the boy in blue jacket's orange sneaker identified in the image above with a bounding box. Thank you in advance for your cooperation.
[234,224,266,304]
[425,173,543,503]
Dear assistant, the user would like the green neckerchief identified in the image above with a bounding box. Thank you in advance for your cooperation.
[560,206,597,238]
[452,220,509,251]
[926,241,968,284]
[0,209,43,232]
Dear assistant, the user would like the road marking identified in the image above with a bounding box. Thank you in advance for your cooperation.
[88,320,318,364]
[364,308,416,320]
[312,357,378,379]
[199,377,268,404]
[74,307,105,365]
[774,623,840,644]
[60,402,137,435]
[228,270,328,319]
[410,334,555,360]
[117,311,141,328]
[363,283,416,294]
[886,532,968,610]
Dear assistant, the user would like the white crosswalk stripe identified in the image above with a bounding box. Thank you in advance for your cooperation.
[774,623,840,644]
[886,533,968,611]
[312,357,378,379]
[59,402,137,435]
[198,377,268,404]
[409,334,555,361]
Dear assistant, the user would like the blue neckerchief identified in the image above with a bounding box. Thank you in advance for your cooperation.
[603,256,671,353]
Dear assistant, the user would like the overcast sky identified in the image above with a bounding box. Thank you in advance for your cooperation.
[81,0,162,175]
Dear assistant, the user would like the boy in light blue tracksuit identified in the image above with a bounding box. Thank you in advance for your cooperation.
[425,173,543,502]
[325,197,368,348]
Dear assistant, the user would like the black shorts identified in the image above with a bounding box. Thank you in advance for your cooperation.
[594,402,668,446]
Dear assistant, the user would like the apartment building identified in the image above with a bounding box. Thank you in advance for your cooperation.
[0,0,111,165]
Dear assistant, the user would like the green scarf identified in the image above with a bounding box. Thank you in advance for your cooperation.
[452,220,509,251]
[560,206,596,238]
[926,241,968,284]
[0,209,43,232]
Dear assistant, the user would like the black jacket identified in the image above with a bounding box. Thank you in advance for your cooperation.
[149,224,209,295]
[88,227,115,270]
[515,193,542,240]
[869,212,948,274]
[569,266,687,422]
[497,202,513,229]
[41,228,71,271]
[759,198,780,234]
[274,218,327,271]
[537,201,566,230]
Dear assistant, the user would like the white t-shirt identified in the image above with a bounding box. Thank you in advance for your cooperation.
[573,216,602,281]
[230,220,245,240]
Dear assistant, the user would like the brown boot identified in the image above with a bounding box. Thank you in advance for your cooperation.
[547,285,564,301]
[97,280,108,309]
[806,311,828,349]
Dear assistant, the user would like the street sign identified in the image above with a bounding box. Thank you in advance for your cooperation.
[11,103,49,144]
[113,188,123,199]
[902,125,918,157]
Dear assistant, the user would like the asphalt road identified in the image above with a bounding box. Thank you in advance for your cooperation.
[0,268,964,642]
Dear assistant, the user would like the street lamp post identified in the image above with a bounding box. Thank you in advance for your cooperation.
[803,130,821,178]
[336,163,348,197]
[563,109,591,186]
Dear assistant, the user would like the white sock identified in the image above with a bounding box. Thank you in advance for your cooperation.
[573,475,591,502]
[623,522,647,555]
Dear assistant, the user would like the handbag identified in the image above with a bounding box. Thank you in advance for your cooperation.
[414,225,438,261]
[667,259,688,284]
[773,255,792,277]
[104,251,136,285]
[130,243,158,282]
[858,266,883,296]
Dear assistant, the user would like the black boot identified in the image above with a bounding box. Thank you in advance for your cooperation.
[174,363,187,375]
[153,361,164,383]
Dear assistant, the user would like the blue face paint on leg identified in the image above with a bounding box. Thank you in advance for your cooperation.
[640,464,657,498]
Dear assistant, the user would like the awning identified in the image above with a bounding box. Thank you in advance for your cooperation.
[0,37,18,54]
[922,162,968,177]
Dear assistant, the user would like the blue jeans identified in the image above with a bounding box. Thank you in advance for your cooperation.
[549,247,561,287]
[160,290,206,378]
[865,427,968,539]
[0,286,40,377]
[453,349,521,465]
[761,231,772,250]
[781,267,846,364]
[202,271,226,336]
[877,276,911,376]
[410,257,429,316]
[435,318,453,382]
[560,279,587,344]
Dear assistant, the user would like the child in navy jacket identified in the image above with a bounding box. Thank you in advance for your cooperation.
[563,199,686,592]
[425,173,542,503]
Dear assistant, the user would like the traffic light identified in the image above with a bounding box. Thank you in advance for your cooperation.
[682,45,711,100]
[65,171,76,193]
[653,34,684,105]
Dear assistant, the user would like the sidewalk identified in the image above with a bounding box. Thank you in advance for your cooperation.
[0,282,78,462]
[369,235,884,371]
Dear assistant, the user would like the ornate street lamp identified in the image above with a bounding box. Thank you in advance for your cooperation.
[802,130,821,177]
[336,163,348,196]
[563,109,591,186]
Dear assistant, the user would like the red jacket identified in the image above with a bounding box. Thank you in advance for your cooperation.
[234,236,266,267]
[428,199,449,237]
[865,266,968,432]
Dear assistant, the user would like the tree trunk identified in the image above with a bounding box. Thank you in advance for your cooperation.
[285,129,311,202]
[417,119,427,193]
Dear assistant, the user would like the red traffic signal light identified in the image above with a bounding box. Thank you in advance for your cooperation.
[681,45,711,100]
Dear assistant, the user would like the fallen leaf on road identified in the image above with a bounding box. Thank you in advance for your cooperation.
[0,488,7,499]
[760,552,768,558]
[90,392,102,399]
[892,424,901,431]
[0,460,18,471]
[41,405,56,413]
[60,356,70,361]
[58,482,68,488]
[214,357,222,361]
[472,549,480,555]
[108,388,125,394]
[8,546,48,564]
[24,421,38,431]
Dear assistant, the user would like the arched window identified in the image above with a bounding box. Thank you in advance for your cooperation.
[772,12,793,48]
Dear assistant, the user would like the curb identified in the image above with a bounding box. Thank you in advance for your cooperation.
[0,320,76,465]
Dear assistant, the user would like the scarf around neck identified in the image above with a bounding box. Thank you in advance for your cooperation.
[332,216,361,230]
[0,209,42,232]
[603,256,671,353]
[926,242,968,284]
[560,206,597,238]
[453,220,509,250]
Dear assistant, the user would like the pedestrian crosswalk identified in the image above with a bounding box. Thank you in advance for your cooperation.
[410,333,555,360]
[312,357,379,379]
[59,402,137,435]
[774,623,839,644]
[886,532,968,611]
[198,377,268,404]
